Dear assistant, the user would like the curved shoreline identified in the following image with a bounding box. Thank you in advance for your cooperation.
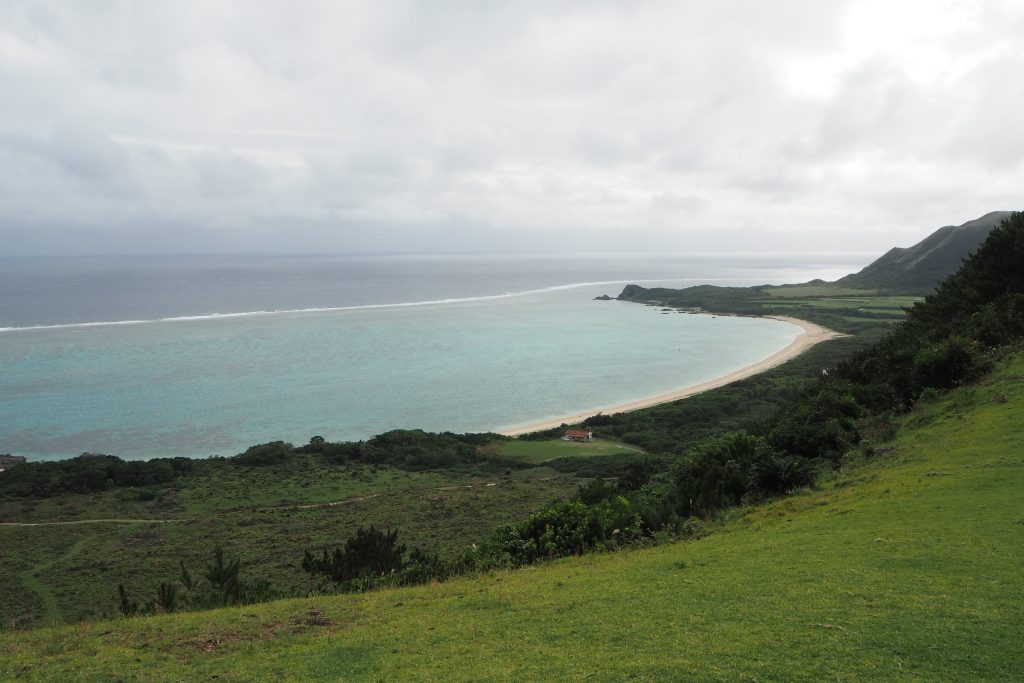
[498,315,844,436]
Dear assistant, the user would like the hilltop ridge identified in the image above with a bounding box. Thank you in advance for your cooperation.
[836,211,1013,293]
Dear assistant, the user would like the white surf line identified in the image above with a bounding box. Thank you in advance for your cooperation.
[0,278,703,333]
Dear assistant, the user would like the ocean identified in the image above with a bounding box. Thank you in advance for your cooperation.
[0,253,868,461]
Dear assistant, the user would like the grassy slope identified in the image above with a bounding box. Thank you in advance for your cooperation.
[5,353,1023,681]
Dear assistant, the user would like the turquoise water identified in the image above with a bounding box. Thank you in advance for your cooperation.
[0,254,871,461]
[0,284,799,460]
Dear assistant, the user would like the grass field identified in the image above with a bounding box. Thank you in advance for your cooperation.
[760,285,879,298]
[0,462,580,627]
[761,295,921,314]
[493,437,643,464]
[4,352,1022,680]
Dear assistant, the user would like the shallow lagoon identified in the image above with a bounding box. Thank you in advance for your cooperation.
[0,254,864,460]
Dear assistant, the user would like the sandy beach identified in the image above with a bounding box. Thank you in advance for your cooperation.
[499,315,844,436]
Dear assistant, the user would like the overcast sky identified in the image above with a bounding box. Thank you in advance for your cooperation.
[1,1,1021,256]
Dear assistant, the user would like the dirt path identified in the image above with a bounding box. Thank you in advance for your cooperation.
[0,479,513,526]
[0,518,194,527]
[17,538,88,624]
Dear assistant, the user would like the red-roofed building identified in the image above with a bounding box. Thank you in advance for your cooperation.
[563,427,593,442]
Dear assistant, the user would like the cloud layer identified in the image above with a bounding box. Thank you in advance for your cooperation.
[1,1,1021,254]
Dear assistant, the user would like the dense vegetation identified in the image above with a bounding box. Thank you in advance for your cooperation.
[0,454,196,498]
[0,430,510,500]
[302,526,445,591]
[295,429,506,470]
[839,212,1024,407]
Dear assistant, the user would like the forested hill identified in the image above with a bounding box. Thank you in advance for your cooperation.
[836,211,1012,293]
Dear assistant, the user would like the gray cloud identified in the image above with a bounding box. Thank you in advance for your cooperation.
[0,1,1021,256]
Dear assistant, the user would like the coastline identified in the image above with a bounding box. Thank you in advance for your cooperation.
[498,315,844,436]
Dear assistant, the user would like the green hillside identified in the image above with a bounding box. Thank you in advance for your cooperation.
[837,211,1012,293]
[3,350,1023,681]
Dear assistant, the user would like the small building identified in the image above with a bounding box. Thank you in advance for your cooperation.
[563,427,593,442]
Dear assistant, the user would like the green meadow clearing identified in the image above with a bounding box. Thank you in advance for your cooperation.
[4,351,1022,681]
[760,294,922,317]
[493,437,644,463]
[755,285,879,298]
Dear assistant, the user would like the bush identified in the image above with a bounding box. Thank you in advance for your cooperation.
[465,496,643,568]
[769,381,863,461]
[233,441,295,467]
[666,432,771,517]
[314,430,508,471]
[911,335,986,394]
[577,478,617,504]
[751,456,815,495]
[302,526,444,590]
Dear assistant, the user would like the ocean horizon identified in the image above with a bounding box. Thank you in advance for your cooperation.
[0,253,869,461]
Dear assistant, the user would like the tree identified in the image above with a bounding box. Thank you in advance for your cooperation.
[117,584,138,617]
[203,546,243,606]
[751,455,815,495]
[303,526,410,585]
[155,582,179,613]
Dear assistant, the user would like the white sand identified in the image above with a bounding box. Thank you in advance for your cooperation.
[498,315,843,436]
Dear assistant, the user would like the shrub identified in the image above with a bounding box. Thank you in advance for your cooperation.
[464,496,643,568]
[751,455,815,495]
[911,335,985,394]
[302,526,443,590]
[233,441,295,467]
[769,381,863,461]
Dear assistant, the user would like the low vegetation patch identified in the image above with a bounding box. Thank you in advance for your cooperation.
[492,437,642,464]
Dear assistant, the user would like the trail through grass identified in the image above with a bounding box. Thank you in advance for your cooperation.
[16,538,88,625]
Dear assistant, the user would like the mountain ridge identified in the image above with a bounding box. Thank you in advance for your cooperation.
[836,210,1013,293]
